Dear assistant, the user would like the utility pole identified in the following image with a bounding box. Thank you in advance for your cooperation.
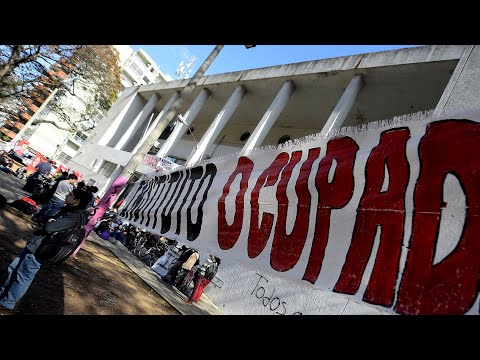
[78,45,225,250]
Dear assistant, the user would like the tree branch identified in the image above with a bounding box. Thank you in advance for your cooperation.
[31,118,76,132]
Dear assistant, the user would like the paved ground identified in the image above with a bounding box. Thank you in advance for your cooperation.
[0,171,225,315]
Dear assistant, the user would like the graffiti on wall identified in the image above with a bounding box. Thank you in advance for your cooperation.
[251,273,303,315]
[119,115,480,315]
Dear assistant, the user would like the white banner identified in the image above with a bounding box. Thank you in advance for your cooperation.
[119,111,480,315]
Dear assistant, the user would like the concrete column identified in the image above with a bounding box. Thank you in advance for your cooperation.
[97,87,139,146]
[131,91,180,154]
[157,88,210,158]
[98,165,123,197]
[186,85,246,167]
[241,80,295,156]
[321,75,363,139]
[114,93,160,150]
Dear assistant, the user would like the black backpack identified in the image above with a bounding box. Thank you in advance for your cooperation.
[0,194,6,209]
[34,213,85,265]
[9,198,37,215]
[204,261,218,280]
[179,248,194,262]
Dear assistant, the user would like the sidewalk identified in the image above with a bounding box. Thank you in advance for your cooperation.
[86,233,226,315]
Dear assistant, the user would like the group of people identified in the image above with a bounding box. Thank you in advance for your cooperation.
[1,159,222,311]
[0,159,100,312]
[92,211,222,305]
[0,186,92,312]
[162,245,221,304]
[0,150,15,174]
[25,158,98,224]
[31,171,98,225]
[94,217,131,246]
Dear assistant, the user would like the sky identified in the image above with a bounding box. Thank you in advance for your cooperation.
[130,45,420,81]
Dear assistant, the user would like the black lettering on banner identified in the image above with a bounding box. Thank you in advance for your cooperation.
[121,180,146,219]
[250,273,303,315]
[263,287,275,307]
[134,179,156,222]
[152,173,177,229]
[251,273,268,295]
[270,297,281,311]
[160,171,185,233]
[124,180,149,220]
[256,286,266,299]
[140,176,162,224]
[162,170,191,233]
[277,302,287,315]
[175,167,204,235]
[144,175,168,228]
[186,163,217,241]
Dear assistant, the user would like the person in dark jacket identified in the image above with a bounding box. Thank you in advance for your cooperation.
[186,255,220,304]
[162,246,194,284]
[0,207,89,311]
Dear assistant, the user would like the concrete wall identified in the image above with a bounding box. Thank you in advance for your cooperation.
[27,123,69,158]
[435,46,480,117]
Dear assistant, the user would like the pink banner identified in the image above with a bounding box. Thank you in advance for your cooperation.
[74,175,129,256]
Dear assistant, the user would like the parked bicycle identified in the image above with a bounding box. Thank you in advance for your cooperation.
[138,238,168,267]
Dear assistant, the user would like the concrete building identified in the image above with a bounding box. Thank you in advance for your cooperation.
[115,45,172,89]
[67,45,480,314]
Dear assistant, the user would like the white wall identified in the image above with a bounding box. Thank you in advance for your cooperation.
[203,262,390,315]
[27,122,69,157]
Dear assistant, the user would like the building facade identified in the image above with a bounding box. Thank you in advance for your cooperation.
[68,45,480,314]
[116,45,171,89]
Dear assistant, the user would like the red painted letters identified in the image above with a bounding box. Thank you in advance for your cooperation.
[248,153,290,258]
[334,129,410,306]
[218,157,254,250]
[271,148,321,271]
[395,120,480,315]
[303,137,359,284]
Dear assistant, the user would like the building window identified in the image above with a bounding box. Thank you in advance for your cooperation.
[92,112,103,125]
[57,151,72,163]
[71,131,88,144]
[98,160,117,177]
[143,76,150,84]
[128,61,144,78]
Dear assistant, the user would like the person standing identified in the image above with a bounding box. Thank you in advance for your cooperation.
[174,249,199,289]
[186,255,220,304]
[162,245,189,283]
[0,206,90,312]
[33,159,53,178]
[47,171,69,199]
[32,174,77,222]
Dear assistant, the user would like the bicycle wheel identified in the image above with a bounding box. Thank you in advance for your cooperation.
[138,247,148,259]
[133,245,143,256]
